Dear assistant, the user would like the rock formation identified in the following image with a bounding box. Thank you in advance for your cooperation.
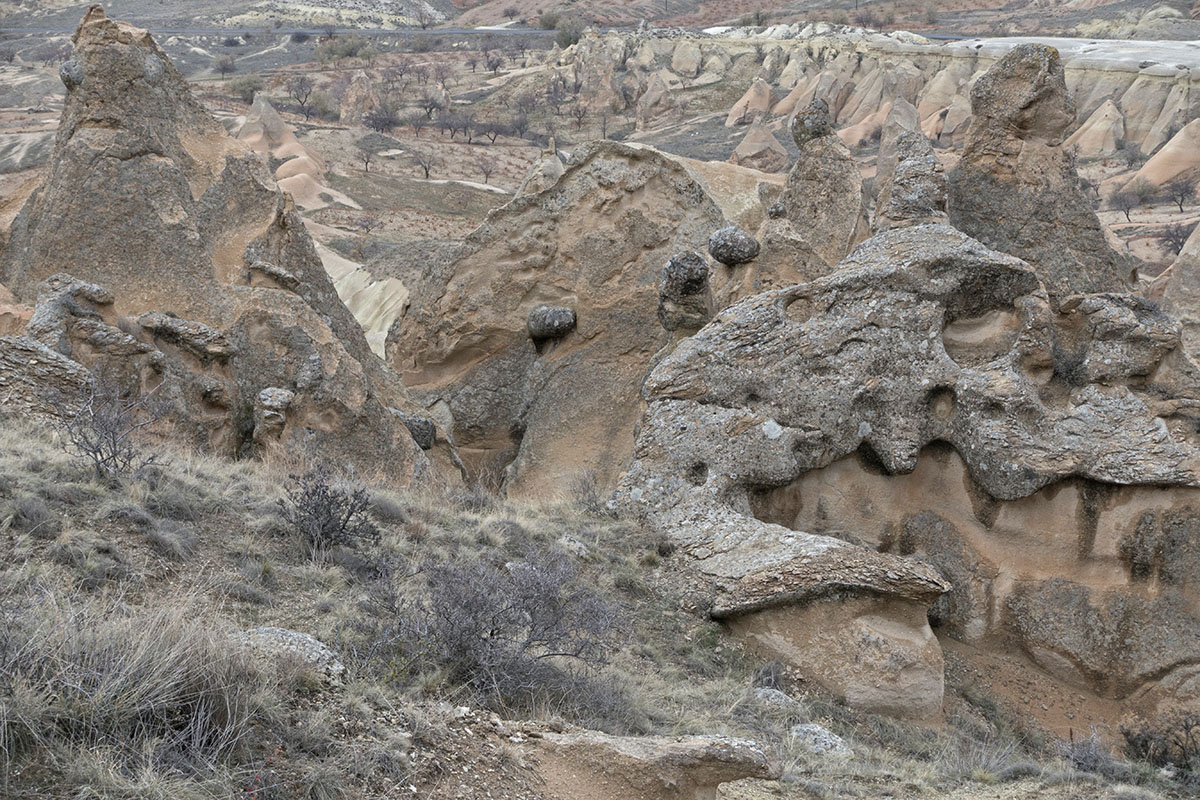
[385,141,726,495]
[873,131,948,231]
[947,44,1133,300]
[777,99,869,267]
[616,222,1200,714]
[729,124,789,173]
[0,7,439,479]
[529,731,780,800]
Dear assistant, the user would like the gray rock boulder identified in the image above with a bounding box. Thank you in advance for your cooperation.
[707,225,760,267]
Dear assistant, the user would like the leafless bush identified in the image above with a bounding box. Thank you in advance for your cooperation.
[414,547,622,710]
[51,371,165,480]
[1122,712,1200,775]
[1156,222,1197,256]
[278,469,378,559]
[1057,727,1130,780]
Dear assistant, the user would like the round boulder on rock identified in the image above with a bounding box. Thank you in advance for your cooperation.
[708,225,761,266]
[659,251,710,297]
[790,98,834,149]
[527,305,576,340]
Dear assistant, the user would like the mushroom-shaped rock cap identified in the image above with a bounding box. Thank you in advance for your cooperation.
[527,305,577,340]
[790,98,834,149]
[708,225,761,266]
[659,251,710,297]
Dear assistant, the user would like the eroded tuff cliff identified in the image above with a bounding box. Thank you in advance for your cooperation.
[0,7,441,479]
[385,141,726,496]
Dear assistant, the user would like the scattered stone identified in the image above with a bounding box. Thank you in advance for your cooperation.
[233,627,345,685]
[390,409,437,450]
[657,250,712,331]
[790,723,852,757]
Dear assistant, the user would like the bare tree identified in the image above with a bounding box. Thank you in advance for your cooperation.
[364,104,400,133]
[465,53,479,73]
[412,63,430,85]
[1163,176,1197,213]
[1128,177,1159,207]
[477,154,498,184]
[1110,190,1138,223]
[545,80,568,115]
[479,116,503,143]
[510,112,530,139]
[356,146,375,172]
[433,61,454,90]
[411,147,441,179]
[414,6,436,29]
[485,50,504,75]
[571,102,587,129]
[420,89,444,119]
[599,110,609,139]
[503,6,520,20]
[287,74,316,119]
[214,55,237,80]
[407,111,429,138]
[354,214,382,235]
[1156,223,1197,256]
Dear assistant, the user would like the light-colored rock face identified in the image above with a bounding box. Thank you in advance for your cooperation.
[531,731,779,800]
[1127,118,1200,189]
[636,72,682,130]
[0,8,437,478]
[948,44,1132,301]
[615,223,1200,711]
[729,124,789,173]
[385,141,726,496]
[1064,98,1125,158]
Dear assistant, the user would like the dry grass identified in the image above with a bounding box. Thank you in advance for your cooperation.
[0,418,1192,799]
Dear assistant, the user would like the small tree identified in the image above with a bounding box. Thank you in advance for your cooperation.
[433,61,454,90]
[228,75,263,103]
[411,147,440,179]
[414,6,435,29]
[485,50,504,75]
[477,154,497,184]
[214,55,237,80]
[420,89,444,119]
[1121,141,1146,169]
[599,110,609,139]
[356,146,375,172]
[1163,176,1197,213]
[510,112,530,139]
[555,17,584,49]
[465,53,479,73]
[407,111,428,138]
[287,74,316,119]
[364,104,400,133]
[1156,222,1196,256]
[571,102,587,129]
[412,63,430,85]
[1110,190,1138,222]
[1129,177,1158,207]
[479,117,503,143]
[503,6,520,20]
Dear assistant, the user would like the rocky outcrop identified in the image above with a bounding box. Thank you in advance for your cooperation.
[1064,98,1125,158]
[947,44,1132,300]
[0,8,439,479]
[530,731,780,800]
[777,100,869,267]
[873,131,948,231]
[616,223,1200,713]
[386,141,726,495]
[636,73,682,130]
[729,124,789,173]
[1127,118,1200,189]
